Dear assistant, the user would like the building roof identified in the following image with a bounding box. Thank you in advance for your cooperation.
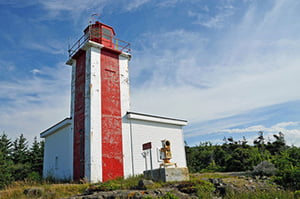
[127,112,188,126]
[40,117,72,138]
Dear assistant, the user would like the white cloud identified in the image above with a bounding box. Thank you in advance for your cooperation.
[39,0,107,12]
[31,68,42,75]
[35,0,152,19]
[188,1,235,28]
[131,0,300,140]
[0,60,15,73]
[0,63,71,142]
[24,41,65,55]
[126,0,151,11]
[217,122,300,146]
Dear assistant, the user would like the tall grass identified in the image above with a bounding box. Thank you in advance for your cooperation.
[0,174,298,199]
[0,180,89,199]
[224,189,296,199]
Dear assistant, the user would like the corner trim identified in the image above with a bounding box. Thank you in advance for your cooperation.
[127,112,187,126]
[40,118,72,138]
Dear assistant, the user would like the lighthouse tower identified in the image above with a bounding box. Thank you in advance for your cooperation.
[41,21,188,183]
[67,21,131,182]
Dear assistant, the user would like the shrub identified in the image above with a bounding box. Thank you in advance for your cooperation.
[26,171,41,182]
[274,167,300,190]
[252,161,276,177]
[294,190,300,198]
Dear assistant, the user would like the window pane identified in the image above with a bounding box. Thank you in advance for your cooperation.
[102,28,112,40]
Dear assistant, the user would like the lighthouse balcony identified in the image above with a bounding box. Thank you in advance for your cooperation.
[68,24,131,58]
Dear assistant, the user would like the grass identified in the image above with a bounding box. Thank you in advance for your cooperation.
[0,173,298,199]
[0,180,89,199]
[191,172,233,179]
[224,189,296,199]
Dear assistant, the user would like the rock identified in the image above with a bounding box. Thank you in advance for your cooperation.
[209,178,223,185]
[65,188,195,199]
[137,179,154,190]
[209,178,227,196]
[24,187,44,197]
[245,184,256,191]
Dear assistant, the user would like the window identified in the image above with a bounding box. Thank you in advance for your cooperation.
[102,28,112,40]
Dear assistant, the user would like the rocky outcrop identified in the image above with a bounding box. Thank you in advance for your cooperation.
[24,187,44,197]
[66,188,195,199]
[64,173,280,199]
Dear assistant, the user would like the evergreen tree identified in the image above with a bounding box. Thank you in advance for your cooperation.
[11,134,31,181]
[12,134,29,164]
[29,137,44,177]
[266,132,287,155]
[0,132,12,160]
[0,151,13,188]
[0,132,14,188]
[253,131,265,150]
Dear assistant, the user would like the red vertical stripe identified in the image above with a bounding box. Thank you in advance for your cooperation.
[101,48,124,182]
[73,50,86,181]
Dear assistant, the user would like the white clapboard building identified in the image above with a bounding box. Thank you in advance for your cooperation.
[40,21,187,182]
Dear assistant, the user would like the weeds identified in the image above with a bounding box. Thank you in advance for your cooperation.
[224,189,295,199]
[0,181,89,199]
[0,173,297,199]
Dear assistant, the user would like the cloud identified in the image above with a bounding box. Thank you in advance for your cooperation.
[188,10,234,28]
[0,60,15,73]
[130,0,300,141]
[31,69,42,75]
[35,0,152,20]
[0,63,71,142]
[38,0,107,12]
[24,41,65,55]
[218,122,300,146]
[157,0,181,7]
[187,1,235,28]
[126,0,151,11]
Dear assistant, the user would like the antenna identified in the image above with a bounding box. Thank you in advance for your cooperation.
[89,13,101,24]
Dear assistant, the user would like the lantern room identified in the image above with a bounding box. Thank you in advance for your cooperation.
[84,21,115,49]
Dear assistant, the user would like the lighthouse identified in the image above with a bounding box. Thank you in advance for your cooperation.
[68,21,130,182]
[41,21,188,183]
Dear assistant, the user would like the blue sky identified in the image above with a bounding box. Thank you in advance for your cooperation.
[1,0,300,146]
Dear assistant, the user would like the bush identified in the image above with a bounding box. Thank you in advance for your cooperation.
[252,161,277,177]
[294,190,300,198]
[26,171,41,182]
[274,167,300,190]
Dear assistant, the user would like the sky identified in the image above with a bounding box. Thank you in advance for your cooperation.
[0,0,300,146]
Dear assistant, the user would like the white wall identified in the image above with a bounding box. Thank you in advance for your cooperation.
[128,119,187,175]
[85,45,102,183]
[119,53,132,178]
[43,124,73,180]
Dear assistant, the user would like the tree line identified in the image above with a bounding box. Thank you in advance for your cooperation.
[0,133,44,188]
[185,131,300,190]
[1,131,300,190]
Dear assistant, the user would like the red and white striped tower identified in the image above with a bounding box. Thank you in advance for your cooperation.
[67,21,131,182]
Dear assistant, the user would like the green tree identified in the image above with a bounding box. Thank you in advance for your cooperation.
[11,134,31,181]
[0,132,12,160]
[286,146,300,167]
[253,131,265,151]
[186,142,215,172]
[226,147,255,171]
[266,132,287,155]
[29,137,44,179]
[12,134,29,164]
[0,132,13,188]
[0,151,13,188]
[213,145,230,170]
[274,166,300,190]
